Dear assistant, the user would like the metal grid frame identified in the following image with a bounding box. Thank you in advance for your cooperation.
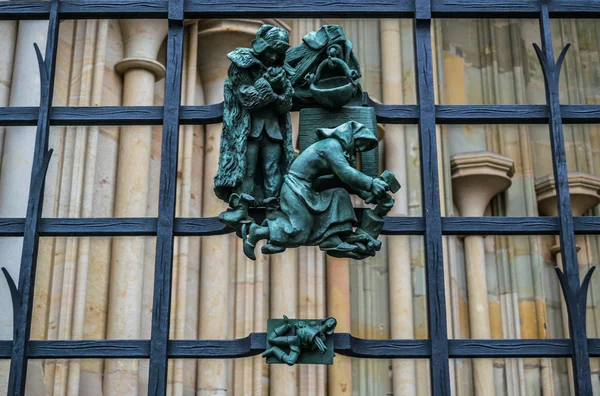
[0,0,599,395]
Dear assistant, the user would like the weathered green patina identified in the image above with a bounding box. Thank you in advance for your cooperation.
[263,316,337,365]
[242,120,396,260]
[285,24,362,106]
[215,24,399,264]
[214,24,295,227]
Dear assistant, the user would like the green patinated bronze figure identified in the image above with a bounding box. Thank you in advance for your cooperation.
[215,24,399,264]
[284,24,362,107]
[214,24,295,227]
[242,120,397,260]
[263,315,337,365]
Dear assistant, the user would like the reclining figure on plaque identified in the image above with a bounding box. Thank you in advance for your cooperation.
[214,24,295,228]
[262,315,337,366]
[242,120,398,260]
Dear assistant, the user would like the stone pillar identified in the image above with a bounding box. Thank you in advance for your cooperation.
[0,16,37,340]
[0,17,17,163]
[326,256,352,396]
[535,172,600,396]
[103,19,167,395]
[451,151,515,396]
[195,20,293,395]
[0,18,45,396]
[269,250,299,395]
[379,18,416,396]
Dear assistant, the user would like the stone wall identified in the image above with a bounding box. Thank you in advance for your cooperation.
[0,16,599,396]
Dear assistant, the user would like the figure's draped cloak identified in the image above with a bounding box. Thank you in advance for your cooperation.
[266,121,378,247]
[214,48,295,203]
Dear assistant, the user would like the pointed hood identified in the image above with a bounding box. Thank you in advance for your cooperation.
[316,120,377,153]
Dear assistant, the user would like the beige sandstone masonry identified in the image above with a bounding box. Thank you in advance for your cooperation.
[104,18,167,395]
[451,151,515,396]
[380,18,417,396]
[536,172,600,396]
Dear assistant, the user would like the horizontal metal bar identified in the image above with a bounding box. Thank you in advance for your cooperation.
[0,341,10,358]
[448,339,572,358]
[437,105,600,125]
[29,340,151,359]
[431,0,539,17]
[0,107,38,126]
[0,219,26,237]
[588,338,600,356]
[169,335,266,359]
[0,0,596,20]
[184,0,415,18]
[39,218,157,237]
[546,0,600,18]
[1,216,598,238]
[436,105,548,124]
[0,1,50,20]
[52,107,163,126]
[574,217,600,235]
[0,337,583,360]
[0,216,583,237]
[0,104,599,127]
[431,0,600,18]
[59,1,168,19]
[333,334,431,358]
[441,217,560,235]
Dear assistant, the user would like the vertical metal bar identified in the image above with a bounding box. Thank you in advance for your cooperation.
[147,0,185,394]
[537,1,593,394]
[6,1,59,394]
[414,1,451,394]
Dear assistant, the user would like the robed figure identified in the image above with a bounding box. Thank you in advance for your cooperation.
[242,121,391,259]
[214,25,296,226]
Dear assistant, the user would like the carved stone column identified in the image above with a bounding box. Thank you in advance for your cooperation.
[326,256,351,396]
[0,17,16,164]
[103,19,167,395]
[451,151,515,396]
[0,18,47,396]
[535,172,600,396]
[380,18,416,396]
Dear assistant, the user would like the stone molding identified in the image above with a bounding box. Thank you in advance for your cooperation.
[535,172,600,256]
[451,151,515,217]
[114,58,166,81]
[535,172,600,217]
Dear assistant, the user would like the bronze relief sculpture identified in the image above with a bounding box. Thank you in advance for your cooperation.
[213,22,403,366]
[215,23,399,263]
[263,316,337,365]
[214,24,295,226]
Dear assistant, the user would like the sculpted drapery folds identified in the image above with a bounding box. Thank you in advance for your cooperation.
[215,23,398,263]
[242,120,394,260]
[214,24,295,226]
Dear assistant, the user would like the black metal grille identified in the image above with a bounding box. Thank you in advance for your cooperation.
[1,1,599,395]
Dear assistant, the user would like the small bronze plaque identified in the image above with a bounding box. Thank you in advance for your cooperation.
[264,317,336,365]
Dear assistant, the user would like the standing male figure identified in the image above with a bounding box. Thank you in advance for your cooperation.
[214,24,295,226]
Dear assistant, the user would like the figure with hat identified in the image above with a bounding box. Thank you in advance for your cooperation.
[214,24,296,228]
